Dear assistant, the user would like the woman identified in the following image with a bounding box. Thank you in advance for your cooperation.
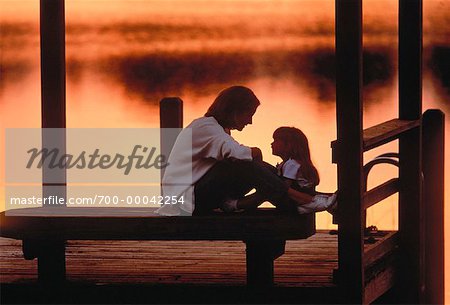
[157,86,329,216]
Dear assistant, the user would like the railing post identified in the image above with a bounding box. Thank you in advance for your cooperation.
[398,0,423,302]
[335,0,364,302]
[422,109,444,304]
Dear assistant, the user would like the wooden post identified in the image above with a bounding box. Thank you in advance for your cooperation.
[245,240,285,287]
[37,240,66,283]
[38,0,66,283]
[422,110,444,304]
[159,98,183,185]
[398,0,423,302]
[335,0,364,302]
[41,0,66,129]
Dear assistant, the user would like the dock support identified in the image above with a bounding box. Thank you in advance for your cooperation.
[422,110,445,304]
[37,241,66,284]
[245,240,285,287]
[39,0,67,283]
[398,0,423,302]
[335,0,364,302]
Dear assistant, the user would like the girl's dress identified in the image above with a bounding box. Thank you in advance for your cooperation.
[277,158,337,214]
[276,158,316,196]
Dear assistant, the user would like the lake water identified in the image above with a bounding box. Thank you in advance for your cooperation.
[1,0,449,298]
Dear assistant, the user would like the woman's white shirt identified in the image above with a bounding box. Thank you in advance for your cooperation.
[156,116,252,216]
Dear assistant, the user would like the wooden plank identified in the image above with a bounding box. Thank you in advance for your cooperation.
[0,208,315,241]
[0,231,338,288]
[363,178,399,210]
[363,231,399,267]
[362,119,420,151]
[364,263,397,304]
[331,119,420,157]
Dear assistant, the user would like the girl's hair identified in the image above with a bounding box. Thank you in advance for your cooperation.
[205,86,260,128]
[273,127,320,186]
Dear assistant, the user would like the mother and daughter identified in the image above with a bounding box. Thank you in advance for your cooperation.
[157,86,337,216]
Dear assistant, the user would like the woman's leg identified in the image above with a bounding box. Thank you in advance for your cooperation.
[194,159,296,214]
[194,160,254,214]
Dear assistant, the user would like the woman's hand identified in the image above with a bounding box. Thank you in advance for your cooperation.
[251,147,263,161]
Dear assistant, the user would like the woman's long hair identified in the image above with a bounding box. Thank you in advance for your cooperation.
[273,127,320,186]
[205,86,260,128]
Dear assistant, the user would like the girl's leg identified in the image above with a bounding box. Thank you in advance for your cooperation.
[287,188,314,204]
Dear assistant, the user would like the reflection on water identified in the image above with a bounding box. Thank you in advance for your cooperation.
[0,0,449,297]
[428,46,450,96]
[93,47,394,104]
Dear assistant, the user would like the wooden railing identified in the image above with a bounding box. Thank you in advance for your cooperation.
[334,0,443,304]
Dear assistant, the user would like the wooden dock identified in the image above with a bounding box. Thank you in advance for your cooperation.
[1,230,403,304]
[1,231,337,287]
[0,230,347,304]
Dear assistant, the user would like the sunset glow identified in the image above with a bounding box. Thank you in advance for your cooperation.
[1,0,448,301]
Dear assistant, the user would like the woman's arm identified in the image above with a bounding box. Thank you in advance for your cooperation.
[250,147,263,161]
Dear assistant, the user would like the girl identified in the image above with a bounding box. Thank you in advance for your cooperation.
[221,127,337,214]
[271,127,337,214]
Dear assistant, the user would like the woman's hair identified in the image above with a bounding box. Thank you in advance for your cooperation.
[273,127,320,186]
[205,86,260,128]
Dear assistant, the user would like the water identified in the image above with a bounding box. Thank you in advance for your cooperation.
[1,0,449,297]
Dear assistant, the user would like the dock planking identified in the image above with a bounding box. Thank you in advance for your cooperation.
[1,231,338,287]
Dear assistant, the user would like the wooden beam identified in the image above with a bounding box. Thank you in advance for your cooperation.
[364,262,398,304]
[335,0,364,302]
[362,119,419,151]
[422,110,444,304]
[363,178,399,210]
[0,209,315,241]
[398,0,424,303]
[332,119,420,161]
[39,0,66,284]
[363,231,399,267]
